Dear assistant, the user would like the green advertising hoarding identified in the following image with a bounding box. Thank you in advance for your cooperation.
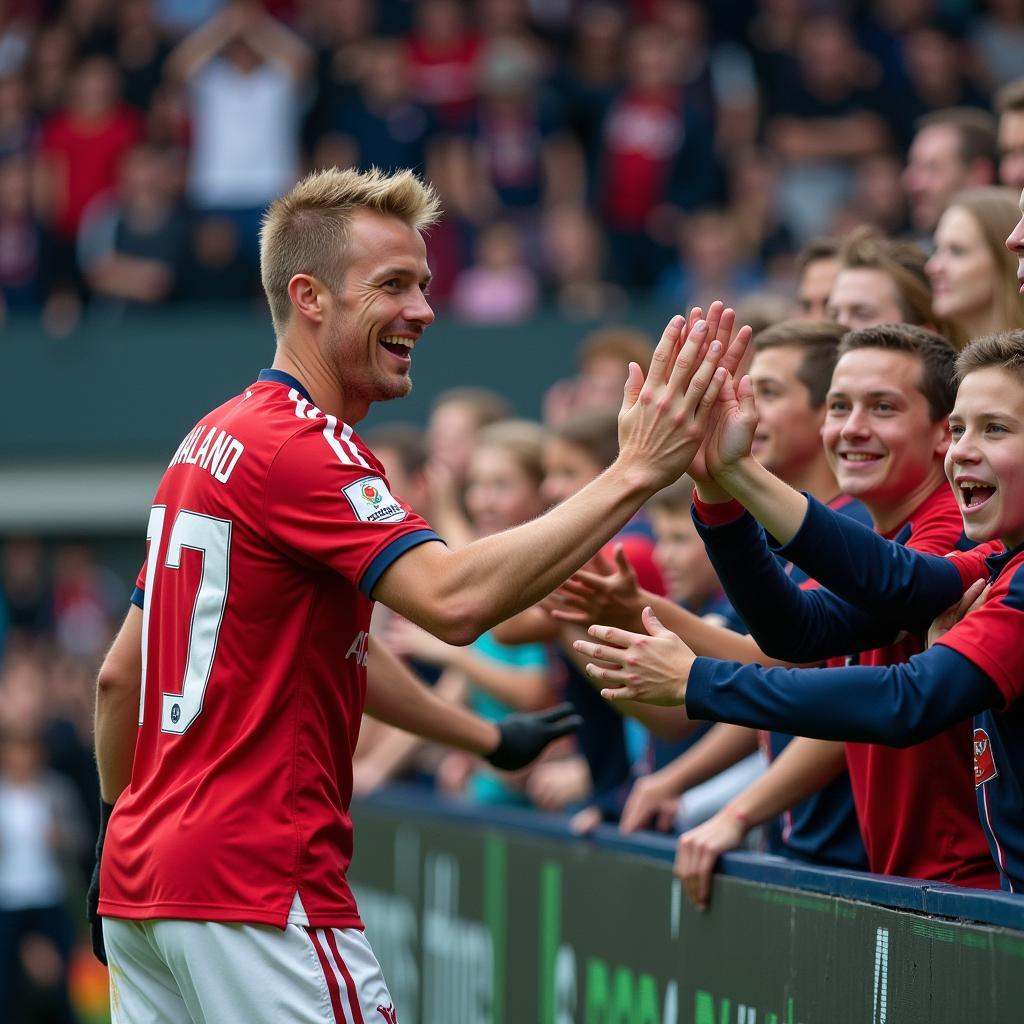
[350,793,1024,1024]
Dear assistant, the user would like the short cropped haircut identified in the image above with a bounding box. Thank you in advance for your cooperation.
[838,225,936,327]
[838,324,958,422]
[362,423,428,477]
[577,327,655,372]
[430,386,513,426]
[996,78,1024,115]
[549,408,620,472]
[755,319,848,408]
[475,419,547,485]
[796,237,840,274]
[260,167,442,332]
[649,475,697,514]
[955,329,1024,385]
[916,107,999,169]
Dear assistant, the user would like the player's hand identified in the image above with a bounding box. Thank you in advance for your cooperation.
[547,545,643,630]
[86,799,115,965]
[674,807,748,911]
[619,771,681,834]
[705,370,759,483]
[615,311,735,491]
[573,607,694,706]
[486,703,583,771]
[928,578,990,648]
[525,756,591,811]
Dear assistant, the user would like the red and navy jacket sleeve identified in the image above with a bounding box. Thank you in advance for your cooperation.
[770,494,972,624]
[936,549,1024,708]
[686,645,1001,746]
[263,424,442,596]
[691,503,900,662]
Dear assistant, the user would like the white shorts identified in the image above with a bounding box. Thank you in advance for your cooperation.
[103,916,397,1024]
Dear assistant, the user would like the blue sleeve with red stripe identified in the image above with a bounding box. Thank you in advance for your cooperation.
[770,495,966,624]
[692,506,900,662]
[686,645,1000,746]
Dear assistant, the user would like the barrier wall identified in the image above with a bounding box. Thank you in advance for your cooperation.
[351,787,1024,1024]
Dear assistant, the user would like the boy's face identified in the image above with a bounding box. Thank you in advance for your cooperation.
[822,348,949,515]
[946,366,1024,549]
[650,507,720,608]
[749,345,827,481]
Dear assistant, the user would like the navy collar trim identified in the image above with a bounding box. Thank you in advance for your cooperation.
[985,541,1024,578]
[257,368,314,405]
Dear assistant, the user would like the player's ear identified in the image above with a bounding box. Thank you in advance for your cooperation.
[287,274,327,325]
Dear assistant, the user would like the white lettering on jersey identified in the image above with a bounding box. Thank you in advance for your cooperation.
[341,476,407,524]
[346,630,370,667]
[169,425,245,484]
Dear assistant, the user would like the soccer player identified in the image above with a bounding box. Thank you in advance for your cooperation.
[574,328,1024,892]
[88,166,734,1022]
[577,324,1002,895]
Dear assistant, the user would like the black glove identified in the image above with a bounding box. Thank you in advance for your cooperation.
[86,799,115,966]
[486,703,582,771]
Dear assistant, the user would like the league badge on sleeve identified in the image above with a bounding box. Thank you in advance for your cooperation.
[342,476,408,524]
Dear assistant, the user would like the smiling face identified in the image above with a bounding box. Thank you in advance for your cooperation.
[927,205,998,323]
[465,445,546,536]
[822,348,949,520]
[946,365,1024,549]
[827,267,907,330]
[749,345,827,479]
[323,210,434,416]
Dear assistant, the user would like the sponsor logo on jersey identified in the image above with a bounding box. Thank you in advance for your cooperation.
[342,476,407,524]
[377,1005,399,1024]
[974,728,998,786]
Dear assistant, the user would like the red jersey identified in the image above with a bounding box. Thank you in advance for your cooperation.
[843,483,999,888]
[99,370,441,929]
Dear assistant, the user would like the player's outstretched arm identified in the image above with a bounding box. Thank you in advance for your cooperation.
[374,313,744,645]
[675,736,847,911]
[365,638,580,769]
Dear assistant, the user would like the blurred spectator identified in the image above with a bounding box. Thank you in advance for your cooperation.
[154,0,227,38]
[0,74,34,159]
[539,204,627,320]
[655,208,761,310]
[404,0,481,132]
[971,0,1024,92]
[840,152,911,237]
[1,539,51,644]
[728,147,796,276]
[178,212,257,302]
[51,544,121,661]
[793,237,840,321]
[312,36,439,177]
[113,0,172,112]
[542,326,655,426]
[26,24,76,118]
[0,4,32,79]
[735,290,794,337]
[425,386,513,491]
[362,423,431,516]
[996,76,1024,190]
[166,1,312,250]
[451,219,539,324]
[0,725,88,1024]
[827,225,936,332]
[927,185,1024,349]
[595,25,719,287]
[34,56,144,300]
[61,0,115,57]
[0,156,43,318]
[766,14,889,243]
[902,107,998,239]
[77,143,187,310]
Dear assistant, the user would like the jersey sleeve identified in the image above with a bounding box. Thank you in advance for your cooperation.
[264,426,443,596]
[131,561,146,609]
[936,557,1024,708]
[770,494,966,626]
[686,645,1000,746]
[691,504,899,662]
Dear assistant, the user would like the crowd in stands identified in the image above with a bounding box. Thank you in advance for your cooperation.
[6,1,1024,1020]
[3,0,1024,335]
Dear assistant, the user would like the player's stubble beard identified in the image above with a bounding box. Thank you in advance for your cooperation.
[324,313,413,408]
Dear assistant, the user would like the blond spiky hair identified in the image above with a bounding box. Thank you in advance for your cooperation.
[259,167,442,332]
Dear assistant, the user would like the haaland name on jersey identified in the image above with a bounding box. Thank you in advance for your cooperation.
[168,423,245,484]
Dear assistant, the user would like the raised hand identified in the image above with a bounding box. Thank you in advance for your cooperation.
[547,544,643,630]
[573,606,695,706]
[706,371,759,481]
[615,313,730,491]
[486,703,583,771]
[674,807,749,911]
